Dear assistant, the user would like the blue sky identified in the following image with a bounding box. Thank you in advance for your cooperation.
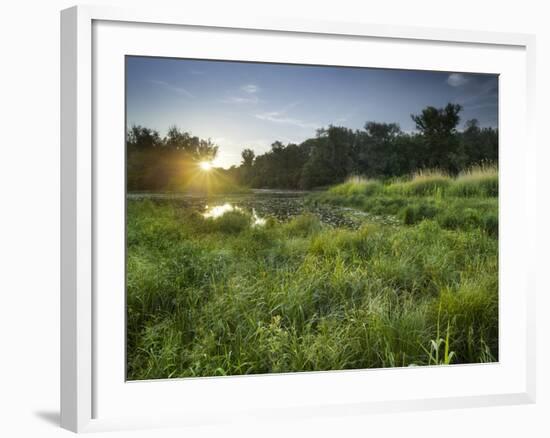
[126,56,498,169]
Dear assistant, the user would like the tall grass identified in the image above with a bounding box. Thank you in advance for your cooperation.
[328,176,383,196]
[326,164,498,198]
[449,163,498,197]
[127,197,498,379]
[387,169,451,196]
[316,165,498,235]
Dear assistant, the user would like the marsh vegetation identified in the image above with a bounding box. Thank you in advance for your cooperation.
[127,166,498,379]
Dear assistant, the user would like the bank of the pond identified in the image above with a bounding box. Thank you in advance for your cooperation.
[127,189,399,229]
[310,167,498,236]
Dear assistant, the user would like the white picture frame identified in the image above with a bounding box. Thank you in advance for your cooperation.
[60,4,537,433]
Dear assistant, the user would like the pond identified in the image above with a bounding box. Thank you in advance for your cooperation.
[127,189,399,229]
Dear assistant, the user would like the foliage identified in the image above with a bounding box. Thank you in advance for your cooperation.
[231,104,497,189]
[127,103,498,192]
[127,125,219,192]
[206,210,252,234]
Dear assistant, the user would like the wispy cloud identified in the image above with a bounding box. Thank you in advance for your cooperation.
[255,101,318,129]
[461,102,498,111]
[452,76,498,110]
[221,84,262,104]
[149,80,194,98]
[221,95,260,104]
[255,110,318,129]
[446,75,498,127]
[447,73,469,87]
[334,111,356,125]
[241,84,259,94]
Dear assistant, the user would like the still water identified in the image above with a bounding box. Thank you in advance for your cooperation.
[127,189,398,229]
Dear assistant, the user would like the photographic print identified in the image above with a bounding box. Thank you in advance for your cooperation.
[126,57,498,380]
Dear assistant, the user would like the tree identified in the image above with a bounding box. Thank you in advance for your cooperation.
[364,121,401,142]
[241,149,255,168]
[126,100,497,192]
[299,126,356,188]
[126,126,219,191]
[459,119,498,167]
[127,125,161,149]
[164,125,218,162]
[357,122,403,177]
[411,103,463,172]
[238,148,256,185]
[411,103,462,138]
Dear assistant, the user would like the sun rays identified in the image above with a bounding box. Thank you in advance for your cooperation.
[181,159,237,195]
[199,161,213,171]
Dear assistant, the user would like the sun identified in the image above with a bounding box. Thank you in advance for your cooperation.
[199,161,213,171]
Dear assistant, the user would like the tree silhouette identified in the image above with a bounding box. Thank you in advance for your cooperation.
[126,103,498,192]
[411,103,463,172]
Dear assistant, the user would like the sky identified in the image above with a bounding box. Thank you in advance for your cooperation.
[126,56,498,169]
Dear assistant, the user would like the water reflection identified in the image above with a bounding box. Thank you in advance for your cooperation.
[252,210,266,226]
[202,203,236,219]
[202,202,266,227]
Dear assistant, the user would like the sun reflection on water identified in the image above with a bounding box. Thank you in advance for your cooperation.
[202,203,235,219]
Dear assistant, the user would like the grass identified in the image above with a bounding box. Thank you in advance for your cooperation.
[448,163,498,197]
[328,176,383,197]
[127,166,498,379]
[314,164,498,236]
[387,169,451,197]
[326,164,498,199]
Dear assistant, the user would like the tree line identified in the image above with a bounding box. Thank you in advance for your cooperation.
[127,103,497,191]
[127,126,218,191]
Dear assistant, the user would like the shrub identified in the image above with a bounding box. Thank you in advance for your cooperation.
[208,210,251,234]
[284,214,322,237]
[437,207,482,231]
[362,197,407,215]
[482,212,499,237]
[400,203,438,225]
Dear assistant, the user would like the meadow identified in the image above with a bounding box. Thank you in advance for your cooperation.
[126,165,498,379]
